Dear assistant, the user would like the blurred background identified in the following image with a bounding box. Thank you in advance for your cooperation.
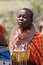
[0,0,43,43]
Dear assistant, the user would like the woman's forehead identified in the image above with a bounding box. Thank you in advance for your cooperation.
[20,9,26,12]
[18,10,27,15]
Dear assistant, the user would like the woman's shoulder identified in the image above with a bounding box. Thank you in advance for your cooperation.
[35,31,43,37]
[34,31,43,40]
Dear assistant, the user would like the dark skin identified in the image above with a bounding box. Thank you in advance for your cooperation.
[11,9,36,65]
[17,9,31,31]
[17,9,36,65]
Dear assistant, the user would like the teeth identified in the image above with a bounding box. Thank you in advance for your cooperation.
[18,21,24,24]
[18,21,23,22]
[18,22,22,25]
[19,23,22,24]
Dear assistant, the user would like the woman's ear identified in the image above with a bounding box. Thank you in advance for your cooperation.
[29,18,33,24]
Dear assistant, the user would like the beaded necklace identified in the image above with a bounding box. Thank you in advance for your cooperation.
[12,24,35,52]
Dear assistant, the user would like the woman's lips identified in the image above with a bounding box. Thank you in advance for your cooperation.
[18,21,25,25]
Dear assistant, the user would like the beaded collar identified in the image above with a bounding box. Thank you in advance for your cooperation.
[13,24,35,46]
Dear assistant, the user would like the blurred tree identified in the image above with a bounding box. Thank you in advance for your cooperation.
[29,0,43,29]
[1,0,43,43]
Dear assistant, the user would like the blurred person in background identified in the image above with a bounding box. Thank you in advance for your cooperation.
[0,23,7,45]
[39,21,43,34]
[0,23,5,36]
[9,8,43,65]
[0,24,12,65]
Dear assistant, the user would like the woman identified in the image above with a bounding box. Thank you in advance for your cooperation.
[9,8,43,65]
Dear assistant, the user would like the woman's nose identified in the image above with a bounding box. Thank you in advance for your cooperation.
[19,16,23,21]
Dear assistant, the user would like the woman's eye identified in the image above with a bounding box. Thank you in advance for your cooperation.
[18,15,28,19]
[24,16,27,18]
[18,15,21,18]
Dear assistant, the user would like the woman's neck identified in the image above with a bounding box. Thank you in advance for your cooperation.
[19,23,32,32]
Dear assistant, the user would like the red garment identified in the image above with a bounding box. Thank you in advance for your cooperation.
[0,24,4,36]
[29,51,35,63]
[29,31,43,65]
[9,29,43,65]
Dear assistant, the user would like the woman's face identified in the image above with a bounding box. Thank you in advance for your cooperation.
[17,9,30,28]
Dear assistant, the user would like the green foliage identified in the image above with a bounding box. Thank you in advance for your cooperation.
[4,28,10,44]
[2,0,43,43]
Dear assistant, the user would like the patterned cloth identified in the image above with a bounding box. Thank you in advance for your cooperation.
[29,31,43,65]
[9,28,43,65]
[0,46,11,61]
